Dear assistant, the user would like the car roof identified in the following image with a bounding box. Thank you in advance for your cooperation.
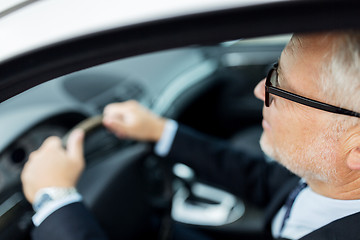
[0,0,283,63]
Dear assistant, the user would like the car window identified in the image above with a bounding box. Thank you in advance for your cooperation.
[0,34,290,239]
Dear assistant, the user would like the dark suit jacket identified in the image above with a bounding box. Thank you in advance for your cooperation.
[32,125,360,240]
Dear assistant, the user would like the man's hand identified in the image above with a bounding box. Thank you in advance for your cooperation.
[103,100,166,142]
[21,129,85,204]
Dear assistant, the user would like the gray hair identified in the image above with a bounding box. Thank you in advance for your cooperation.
[319,31,360,128]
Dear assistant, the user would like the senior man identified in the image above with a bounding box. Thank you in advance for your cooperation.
[21,31,360,240]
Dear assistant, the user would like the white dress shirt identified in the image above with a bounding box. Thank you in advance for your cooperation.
[272,185,360,239]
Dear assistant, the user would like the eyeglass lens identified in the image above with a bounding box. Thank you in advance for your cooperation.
[265,67,277,107]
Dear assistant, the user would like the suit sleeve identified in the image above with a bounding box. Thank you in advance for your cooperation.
[167,124,295,207]
[31,202,108,240]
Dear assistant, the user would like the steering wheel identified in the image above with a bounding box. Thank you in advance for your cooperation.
[62,115,172,240]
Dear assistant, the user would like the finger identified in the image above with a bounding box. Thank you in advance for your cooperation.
[41,136,62,149]
[66,129,85,160]
[20,161,29,182]
[103,109,129,123]
[103,116,124,131]
[28,150,38,160]
[103,116,128,137]
[103,100,139,116]
[103,102,127,116]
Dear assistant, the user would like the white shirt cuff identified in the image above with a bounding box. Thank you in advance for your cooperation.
[32,192,82,227]
[154,119,178,157]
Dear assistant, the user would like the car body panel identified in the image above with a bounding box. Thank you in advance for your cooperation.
[0,0,275,63]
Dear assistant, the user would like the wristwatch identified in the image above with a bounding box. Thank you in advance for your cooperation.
[33,187,78,212]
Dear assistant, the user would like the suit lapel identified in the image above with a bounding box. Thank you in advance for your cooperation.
[299,211,360,240]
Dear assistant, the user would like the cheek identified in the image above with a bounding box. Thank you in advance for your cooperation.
[270,101,313,147]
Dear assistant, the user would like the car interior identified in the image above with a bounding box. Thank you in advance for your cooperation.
[0,35,290,240]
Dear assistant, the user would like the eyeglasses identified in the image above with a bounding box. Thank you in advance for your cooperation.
[265,63,360,118]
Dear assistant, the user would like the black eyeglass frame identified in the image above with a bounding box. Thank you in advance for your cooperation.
[265,64,360,118]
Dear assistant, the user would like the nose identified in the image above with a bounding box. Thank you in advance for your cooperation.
[254,78,266,102]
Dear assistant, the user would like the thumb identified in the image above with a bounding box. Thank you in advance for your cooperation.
[66,129,85,160]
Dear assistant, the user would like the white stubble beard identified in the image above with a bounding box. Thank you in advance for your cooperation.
[259,128,339,184]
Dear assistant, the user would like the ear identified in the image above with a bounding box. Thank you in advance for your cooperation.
[346,147,360,170]
[343,125,360,170]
